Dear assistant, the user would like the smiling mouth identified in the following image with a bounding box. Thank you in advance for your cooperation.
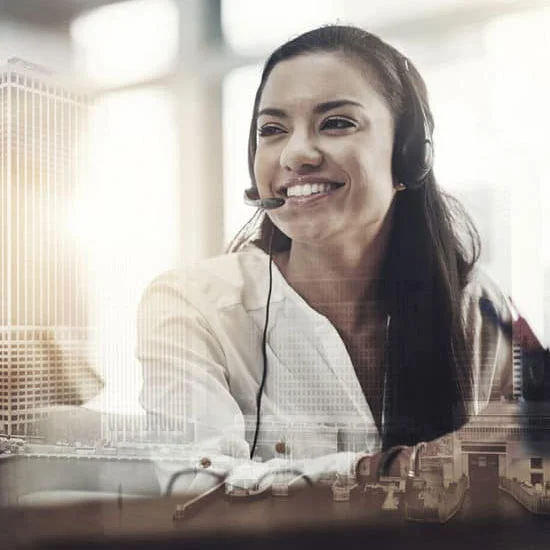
[283,182,344,198]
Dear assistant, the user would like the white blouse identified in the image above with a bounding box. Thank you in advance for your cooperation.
[137,245,513,471]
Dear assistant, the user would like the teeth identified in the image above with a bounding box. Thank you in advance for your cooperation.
[287,183,335,197]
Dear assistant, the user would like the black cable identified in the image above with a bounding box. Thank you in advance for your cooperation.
[250,227,275,460]
[165,467,227,497]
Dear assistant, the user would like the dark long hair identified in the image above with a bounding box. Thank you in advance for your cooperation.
[230,25,481,448]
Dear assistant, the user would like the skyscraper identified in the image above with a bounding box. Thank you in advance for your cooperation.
[0,58,102,436]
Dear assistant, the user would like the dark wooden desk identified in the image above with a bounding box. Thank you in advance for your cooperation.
[2,485,550,550]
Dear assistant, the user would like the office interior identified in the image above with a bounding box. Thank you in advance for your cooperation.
[1,0,550,531]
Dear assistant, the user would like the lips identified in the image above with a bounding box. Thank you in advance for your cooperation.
[279,183,344,208]
[285,182,344,198]
[279,179,345,198]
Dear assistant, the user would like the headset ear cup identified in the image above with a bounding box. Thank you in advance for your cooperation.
[394,126,433,190]
[420,136,434,179]
[423,137,433,172]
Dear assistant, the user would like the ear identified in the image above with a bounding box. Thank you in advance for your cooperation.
[392,174,405,192]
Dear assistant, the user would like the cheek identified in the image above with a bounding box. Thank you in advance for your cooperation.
[348,157,395,216]
[253,150,273,191]
[343,154,370,189]
[351,149,393,190]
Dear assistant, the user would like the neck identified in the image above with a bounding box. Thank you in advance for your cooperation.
[274,210,393,329]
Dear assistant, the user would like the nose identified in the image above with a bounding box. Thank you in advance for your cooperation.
[279,130,323,172]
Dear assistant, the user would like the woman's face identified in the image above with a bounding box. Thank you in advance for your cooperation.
[254,51,397,248]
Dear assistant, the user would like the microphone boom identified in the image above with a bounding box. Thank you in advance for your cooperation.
[244,195,285,210]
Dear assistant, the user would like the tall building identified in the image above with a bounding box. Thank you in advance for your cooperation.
[0,58,102,436]
[512,341,523,400]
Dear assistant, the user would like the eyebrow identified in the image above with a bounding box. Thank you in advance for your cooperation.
[257,99,364,119]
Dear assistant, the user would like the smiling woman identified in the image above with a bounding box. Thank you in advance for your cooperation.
[137,25,515,494]
[254,51,396,253]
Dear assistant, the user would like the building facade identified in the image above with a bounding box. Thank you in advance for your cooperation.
[0,58,101,436]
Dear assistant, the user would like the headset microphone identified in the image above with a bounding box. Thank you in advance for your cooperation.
[243,190,285,210]
[255,198,286,210]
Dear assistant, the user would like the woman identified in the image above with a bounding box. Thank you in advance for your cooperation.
[137,25,512,491]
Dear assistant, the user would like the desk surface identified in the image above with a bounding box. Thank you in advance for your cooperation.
[2,485,550,550]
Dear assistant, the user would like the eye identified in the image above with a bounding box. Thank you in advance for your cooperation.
[321,117,356,131]
[257,124,285,137]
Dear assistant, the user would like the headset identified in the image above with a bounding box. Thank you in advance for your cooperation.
[392,58,434,191]
[245,57,434,459]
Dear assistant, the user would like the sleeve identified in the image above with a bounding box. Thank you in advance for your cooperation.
[465,271,514,415]
[136,271,250,493]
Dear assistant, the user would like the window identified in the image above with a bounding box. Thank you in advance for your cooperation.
[222,0,343,55]
[71,0,178,88]
[531,457,543,469]
[531,472,544,486]
[222,65,262,245]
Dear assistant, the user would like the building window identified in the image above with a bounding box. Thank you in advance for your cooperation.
[531,472,544,486]
[531,457,543,469]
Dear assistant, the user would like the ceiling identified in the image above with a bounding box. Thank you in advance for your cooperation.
[0,0,548,32]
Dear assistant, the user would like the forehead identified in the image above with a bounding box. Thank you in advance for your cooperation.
[258,52,385,112]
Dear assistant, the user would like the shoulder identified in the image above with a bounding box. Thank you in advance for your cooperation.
[139,245,275,315]
[462,266,513,329]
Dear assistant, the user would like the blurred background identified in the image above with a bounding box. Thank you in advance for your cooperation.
[1,0,549,428]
